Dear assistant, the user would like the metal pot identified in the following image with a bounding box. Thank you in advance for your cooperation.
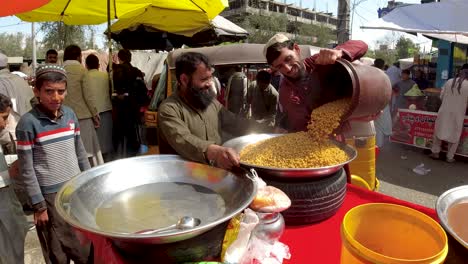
[313,59,392,120]
[436,185,468,250]
[253,212,285,241]
[55,155,257,246]
[222,134,357,178]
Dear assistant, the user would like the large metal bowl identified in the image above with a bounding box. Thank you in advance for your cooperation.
[55,155,257,245]
[223,133,357,178]
[436,185,468,249]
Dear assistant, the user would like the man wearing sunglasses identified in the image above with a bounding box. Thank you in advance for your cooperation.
[263,34,368,132]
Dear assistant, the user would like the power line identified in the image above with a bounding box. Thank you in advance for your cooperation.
[0,22,28,28]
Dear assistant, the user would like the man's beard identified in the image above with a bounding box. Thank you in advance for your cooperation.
[284,63,306,82]
[186,80,215,110]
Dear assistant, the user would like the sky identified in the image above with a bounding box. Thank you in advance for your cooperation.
[0,0,432,51]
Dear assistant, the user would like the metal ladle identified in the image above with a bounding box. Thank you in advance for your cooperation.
[134,216,201,235]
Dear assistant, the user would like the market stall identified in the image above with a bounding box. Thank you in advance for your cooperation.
[77,184,468,263]
[391,109,468,157]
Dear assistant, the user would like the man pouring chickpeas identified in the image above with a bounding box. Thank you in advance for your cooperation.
[263,33,368,132]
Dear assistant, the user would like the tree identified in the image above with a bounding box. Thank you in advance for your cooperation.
[364,49,375,58]
[40,22,89,50]
[0,32,25,56]
[297,23,334,47]
[374,49,397,66]
[395,36,419,60]
[240,14,288,43]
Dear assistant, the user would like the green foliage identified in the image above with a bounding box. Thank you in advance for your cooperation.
[395,36,420,59]
[296,23,334,47]
[240,14,288,43]
[0,32,46,59]
[239,13,335,47]
[40,22,86,50]
[371,35,420,65]
[39,22,97,51]
[0,32,25,56]
[364,50,375,58]
[374,49,397,66]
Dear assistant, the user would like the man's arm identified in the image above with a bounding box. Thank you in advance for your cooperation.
[158,103,215,163]
[334,40,368,61]
[265,87,279,127]
[73,113,91,171]
[15,122,45,212]
[82,71,99,117]
[305,40,368,66]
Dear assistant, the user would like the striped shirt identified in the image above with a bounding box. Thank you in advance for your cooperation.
[16,105,90,207]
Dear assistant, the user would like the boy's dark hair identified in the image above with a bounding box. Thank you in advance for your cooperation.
[0,94,13,113]
[175,52,210,82]
[373,58,385,70]
[63,45,81,61]
[85,54,99,70]
[402,69,411,75]
[256,70,272,83]
[118,49,132,63]
[266,40,295,65]
[46,49,58,56]
[35,72,67,90]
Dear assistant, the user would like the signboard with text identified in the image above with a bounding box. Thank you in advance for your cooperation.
[391,109,468,157]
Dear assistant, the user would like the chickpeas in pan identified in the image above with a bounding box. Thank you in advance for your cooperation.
[240,98,352,168]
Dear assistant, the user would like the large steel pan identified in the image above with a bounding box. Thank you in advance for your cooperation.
[223,133,357,178]
[55,155,257,245]
[436,185,468,249]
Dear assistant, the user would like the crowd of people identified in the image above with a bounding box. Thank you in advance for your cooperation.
[0,45,149,263]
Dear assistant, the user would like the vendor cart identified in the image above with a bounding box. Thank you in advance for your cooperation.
[391,109,468,157]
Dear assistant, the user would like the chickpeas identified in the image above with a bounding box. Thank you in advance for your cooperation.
[307,98,352,140]
[240,98,352,168]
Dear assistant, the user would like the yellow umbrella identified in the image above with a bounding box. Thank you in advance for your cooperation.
[112,6,212,37]
[17,0,228,25]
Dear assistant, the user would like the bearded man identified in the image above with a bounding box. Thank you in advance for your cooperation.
[157,52,276,170]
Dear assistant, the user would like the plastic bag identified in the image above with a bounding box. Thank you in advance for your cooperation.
[223,209,259,264]
[404,84,424,96]
[241,236,291,264]
[250,177,291,213]
[413,163,431,175]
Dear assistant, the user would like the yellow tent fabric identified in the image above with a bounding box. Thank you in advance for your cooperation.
[111,6,212,37]
[17,0,228,26]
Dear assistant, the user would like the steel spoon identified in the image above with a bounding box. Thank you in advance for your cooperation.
[134,216,201,235]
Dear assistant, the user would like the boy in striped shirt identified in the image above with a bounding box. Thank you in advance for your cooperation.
[16,65,91,263]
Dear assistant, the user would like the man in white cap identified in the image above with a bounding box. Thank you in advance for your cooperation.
[263,34,368,132]
[0,52,35,117]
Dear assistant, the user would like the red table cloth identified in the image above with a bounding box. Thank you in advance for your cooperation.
[281,184,437,264]
[82,184,438,264]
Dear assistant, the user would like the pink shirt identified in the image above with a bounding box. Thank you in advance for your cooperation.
[279,40,368,132]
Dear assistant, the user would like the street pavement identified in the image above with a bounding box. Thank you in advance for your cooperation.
[377,139,468,208]
[24,139,467,263]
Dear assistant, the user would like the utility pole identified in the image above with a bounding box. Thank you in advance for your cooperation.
[337,0,351,44]
[31,22,37,74]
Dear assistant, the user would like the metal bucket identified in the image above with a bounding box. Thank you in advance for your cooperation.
[313,59,392,120]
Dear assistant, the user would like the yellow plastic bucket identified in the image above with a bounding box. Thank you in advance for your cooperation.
[351,174,372,191]
[346,136,377,190]
[341,203,448,264]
